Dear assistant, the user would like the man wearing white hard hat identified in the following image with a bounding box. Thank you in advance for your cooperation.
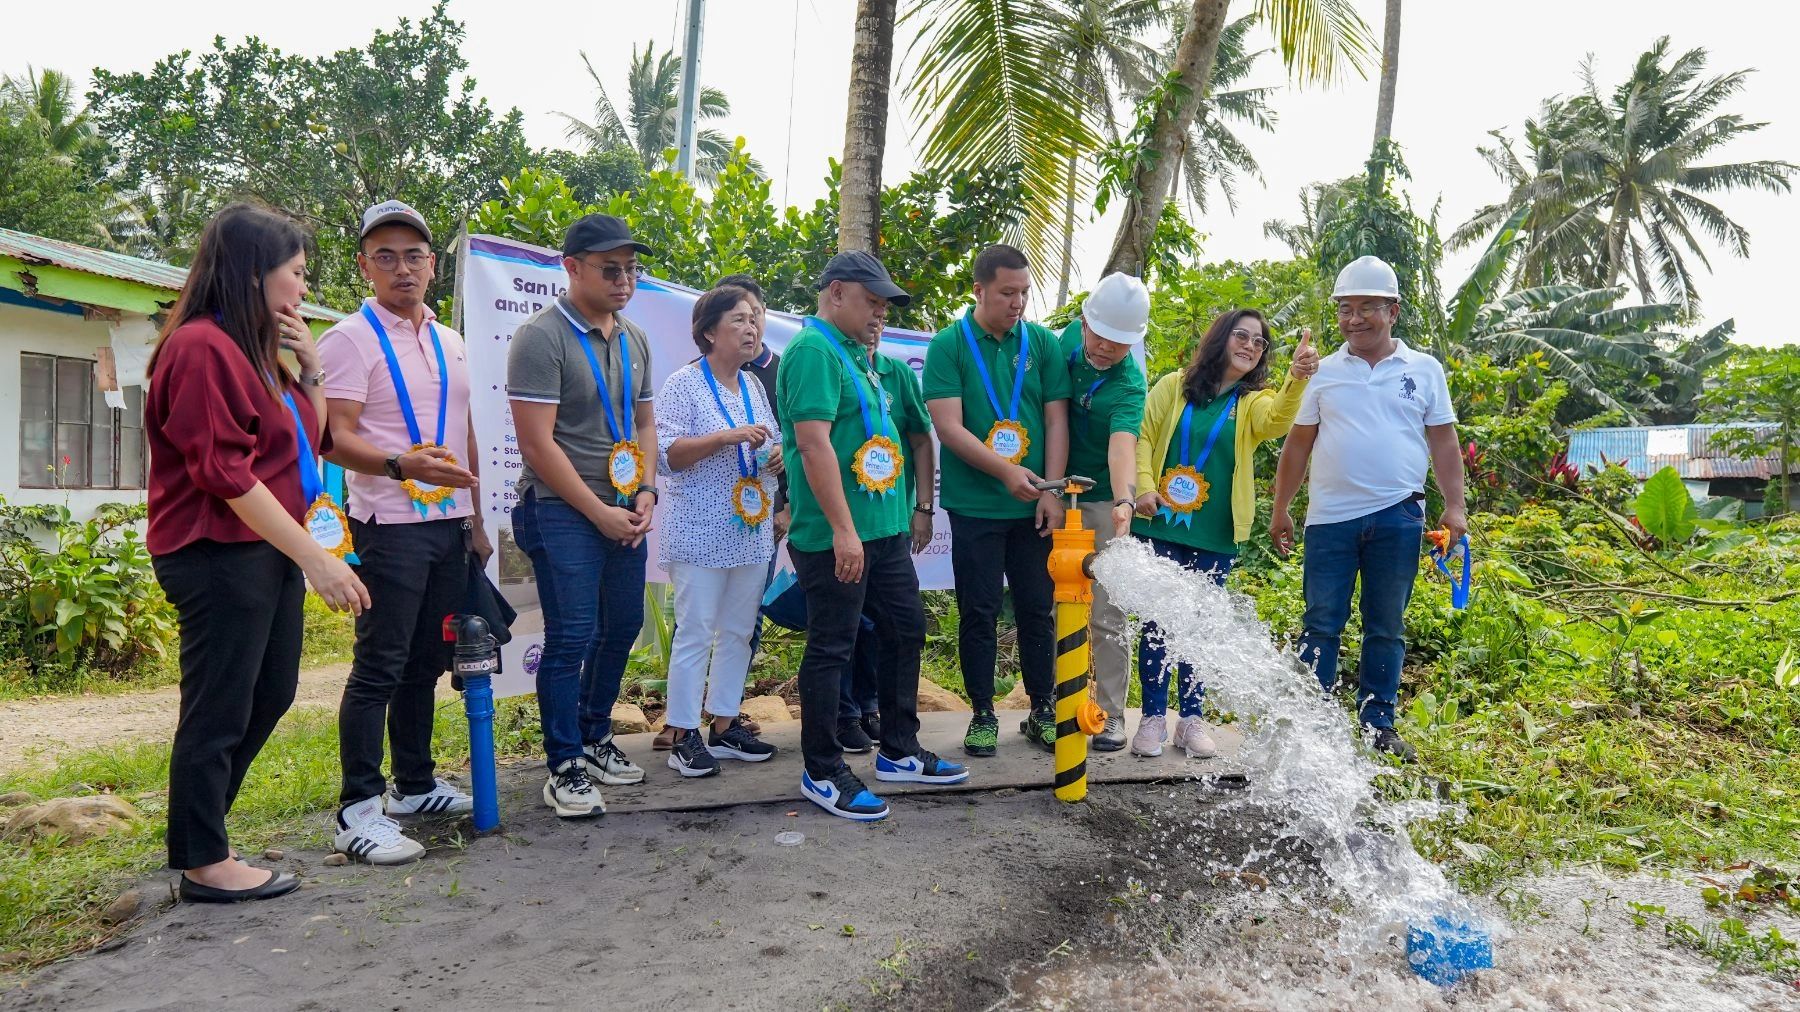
[1055,272,1150,751]
[1270,255,1467,763]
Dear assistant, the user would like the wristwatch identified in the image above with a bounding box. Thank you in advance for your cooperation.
[914,504,935,515]
[383,454,405,481]
[633,485,660,505]
[299,369,326,387]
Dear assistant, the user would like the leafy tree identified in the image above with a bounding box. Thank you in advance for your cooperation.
[1,67,103,169]
[556,43,750,186]
[1314,140,1444,350]
[89,3,530,305]
[1453,38,1795,311]
[1168,13,1278,219]
[1135,257,1326,381]
[473,144,1025,331]
[0,111,112,243]
[1701,345,1800,515]
[539,147,648,205]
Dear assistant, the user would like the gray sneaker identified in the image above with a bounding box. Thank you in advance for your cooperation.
[1130,714,1167,757]
[1091,714,1126,752]
[582,735,645,786]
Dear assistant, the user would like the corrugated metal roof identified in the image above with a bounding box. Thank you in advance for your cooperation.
[0,226,344,321]
[1568,425,1789,481]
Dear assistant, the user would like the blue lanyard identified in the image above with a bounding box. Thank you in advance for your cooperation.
[699,357,758,478]
[279,386,325,505]
[360,304,447,450]
[811,316,888,441]
[959,313,1029,423]
[1174,387,1239,472]
[567,314,633,443]
[1069,347,1106,412]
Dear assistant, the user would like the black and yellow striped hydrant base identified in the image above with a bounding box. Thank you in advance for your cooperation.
[1053,601,1093,802]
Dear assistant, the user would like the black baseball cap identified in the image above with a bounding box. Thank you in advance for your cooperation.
[562,214,651,257]
[816,250,911,307]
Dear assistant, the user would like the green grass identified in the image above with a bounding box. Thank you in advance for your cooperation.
[0,696,544,973]
[299,595,357,669]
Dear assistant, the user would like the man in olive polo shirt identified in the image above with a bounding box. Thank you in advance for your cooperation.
[923,243,1072,757]
[1056,272,1150,752]
[780,251,968,822]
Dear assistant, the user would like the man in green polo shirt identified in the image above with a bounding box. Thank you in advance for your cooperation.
[923,244,1072,756]
[1056,272,1150,752]
[779,251,969,822]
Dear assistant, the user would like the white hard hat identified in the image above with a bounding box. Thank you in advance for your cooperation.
[1332,255,1400,299]
[1081,272,1150,345]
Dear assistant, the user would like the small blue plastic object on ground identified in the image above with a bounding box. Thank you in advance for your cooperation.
[1429,534,1472,610]
[1406,914,1492,986]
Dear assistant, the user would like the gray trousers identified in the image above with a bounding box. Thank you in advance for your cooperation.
[1078,500,1132,718]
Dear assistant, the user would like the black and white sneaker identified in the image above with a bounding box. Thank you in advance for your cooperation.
[1363,724,1418,763]
[708,718,776,762]
[334,796,425,865]
[667,728,720,778]
[385,779,473,817]
[582,734,646,786]
[837,717,875,754]
[543,758,604,818]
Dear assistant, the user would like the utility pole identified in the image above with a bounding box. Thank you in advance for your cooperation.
[674,0,707,180]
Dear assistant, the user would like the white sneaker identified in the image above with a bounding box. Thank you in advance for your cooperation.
[334,796,425,865]
[544,758,605,819]
[385,779,473,817]
[582,735,646,786]
[1174,715,1219,759]
[1130,714,1167,757]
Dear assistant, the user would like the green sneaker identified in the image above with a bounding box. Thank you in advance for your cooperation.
[963,711,999,757]
[1021,704,1057,753]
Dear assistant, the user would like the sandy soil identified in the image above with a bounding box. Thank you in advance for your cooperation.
[0,666,443,773]
[1,778,1243,1012]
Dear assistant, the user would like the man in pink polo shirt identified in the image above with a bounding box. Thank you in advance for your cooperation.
[318,200,490,864]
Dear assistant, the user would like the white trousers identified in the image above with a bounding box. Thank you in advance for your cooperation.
[665,560,766,729]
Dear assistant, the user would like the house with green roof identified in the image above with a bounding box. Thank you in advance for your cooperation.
[0,227,343,516]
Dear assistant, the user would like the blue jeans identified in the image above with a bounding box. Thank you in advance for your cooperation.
[1137,539,1235,718]
[1298,498,1424,729]
[761,577,879,720]
[512,489,646,769]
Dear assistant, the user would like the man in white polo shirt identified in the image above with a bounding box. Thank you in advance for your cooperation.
[1269,255,1466,762]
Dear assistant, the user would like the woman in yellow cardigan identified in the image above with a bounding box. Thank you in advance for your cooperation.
[1129,309,1317,757]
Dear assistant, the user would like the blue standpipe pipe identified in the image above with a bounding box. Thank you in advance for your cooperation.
[450,614,502,834]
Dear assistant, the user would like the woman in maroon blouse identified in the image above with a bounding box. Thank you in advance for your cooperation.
[147,203,370,903]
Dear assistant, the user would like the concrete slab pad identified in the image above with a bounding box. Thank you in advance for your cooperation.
[524,709,1245,814]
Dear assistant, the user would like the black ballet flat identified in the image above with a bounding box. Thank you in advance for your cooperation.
[179,871,300,904]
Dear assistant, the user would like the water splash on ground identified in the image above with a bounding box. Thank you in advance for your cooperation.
[1091,538,1479,952]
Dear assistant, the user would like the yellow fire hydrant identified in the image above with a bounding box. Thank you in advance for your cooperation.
[1042,475,1110,802]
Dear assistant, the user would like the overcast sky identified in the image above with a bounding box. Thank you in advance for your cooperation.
[6,0,1793,346]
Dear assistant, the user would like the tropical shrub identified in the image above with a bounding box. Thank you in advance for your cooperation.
[0,498,175,692]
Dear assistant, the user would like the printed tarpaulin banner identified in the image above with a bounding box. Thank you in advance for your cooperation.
[458,233,952,696]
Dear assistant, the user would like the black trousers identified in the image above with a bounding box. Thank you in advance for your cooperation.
[154,540,304,870]
[338,517,469,805]
[947,511,1056,710]
[790,534,924,779]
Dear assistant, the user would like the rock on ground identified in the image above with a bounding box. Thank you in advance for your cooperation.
[917,679,972,712]
[610,702,652,734]
[738,694,795,725]
[3,795,140,844]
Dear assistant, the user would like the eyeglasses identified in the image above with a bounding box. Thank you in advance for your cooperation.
[578,258,645,282]
[1229,328,1269,349]
[363,251,431,272]
[1334,301,1395,320]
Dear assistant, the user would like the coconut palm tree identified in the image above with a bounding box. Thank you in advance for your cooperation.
[1370,0,1400,145]
[1,67,98,163]
[1453,38,1795,312]
[1102,0,1374,277]
[556,42,752,185]
[1167,14,1278,219]
[841,0,899,253]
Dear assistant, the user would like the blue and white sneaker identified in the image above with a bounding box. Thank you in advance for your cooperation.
[800,766,890,822]
[874,748,971,785]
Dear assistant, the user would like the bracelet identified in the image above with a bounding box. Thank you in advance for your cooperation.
[1114,499,1135,509]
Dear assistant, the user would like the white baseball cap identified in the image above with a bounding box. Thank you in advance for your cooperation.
[1081,272,1150,345]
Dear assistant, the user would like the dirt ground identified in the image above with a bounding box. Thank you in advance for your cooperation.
[0,666,380,773]
[0,776,1245,1012]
